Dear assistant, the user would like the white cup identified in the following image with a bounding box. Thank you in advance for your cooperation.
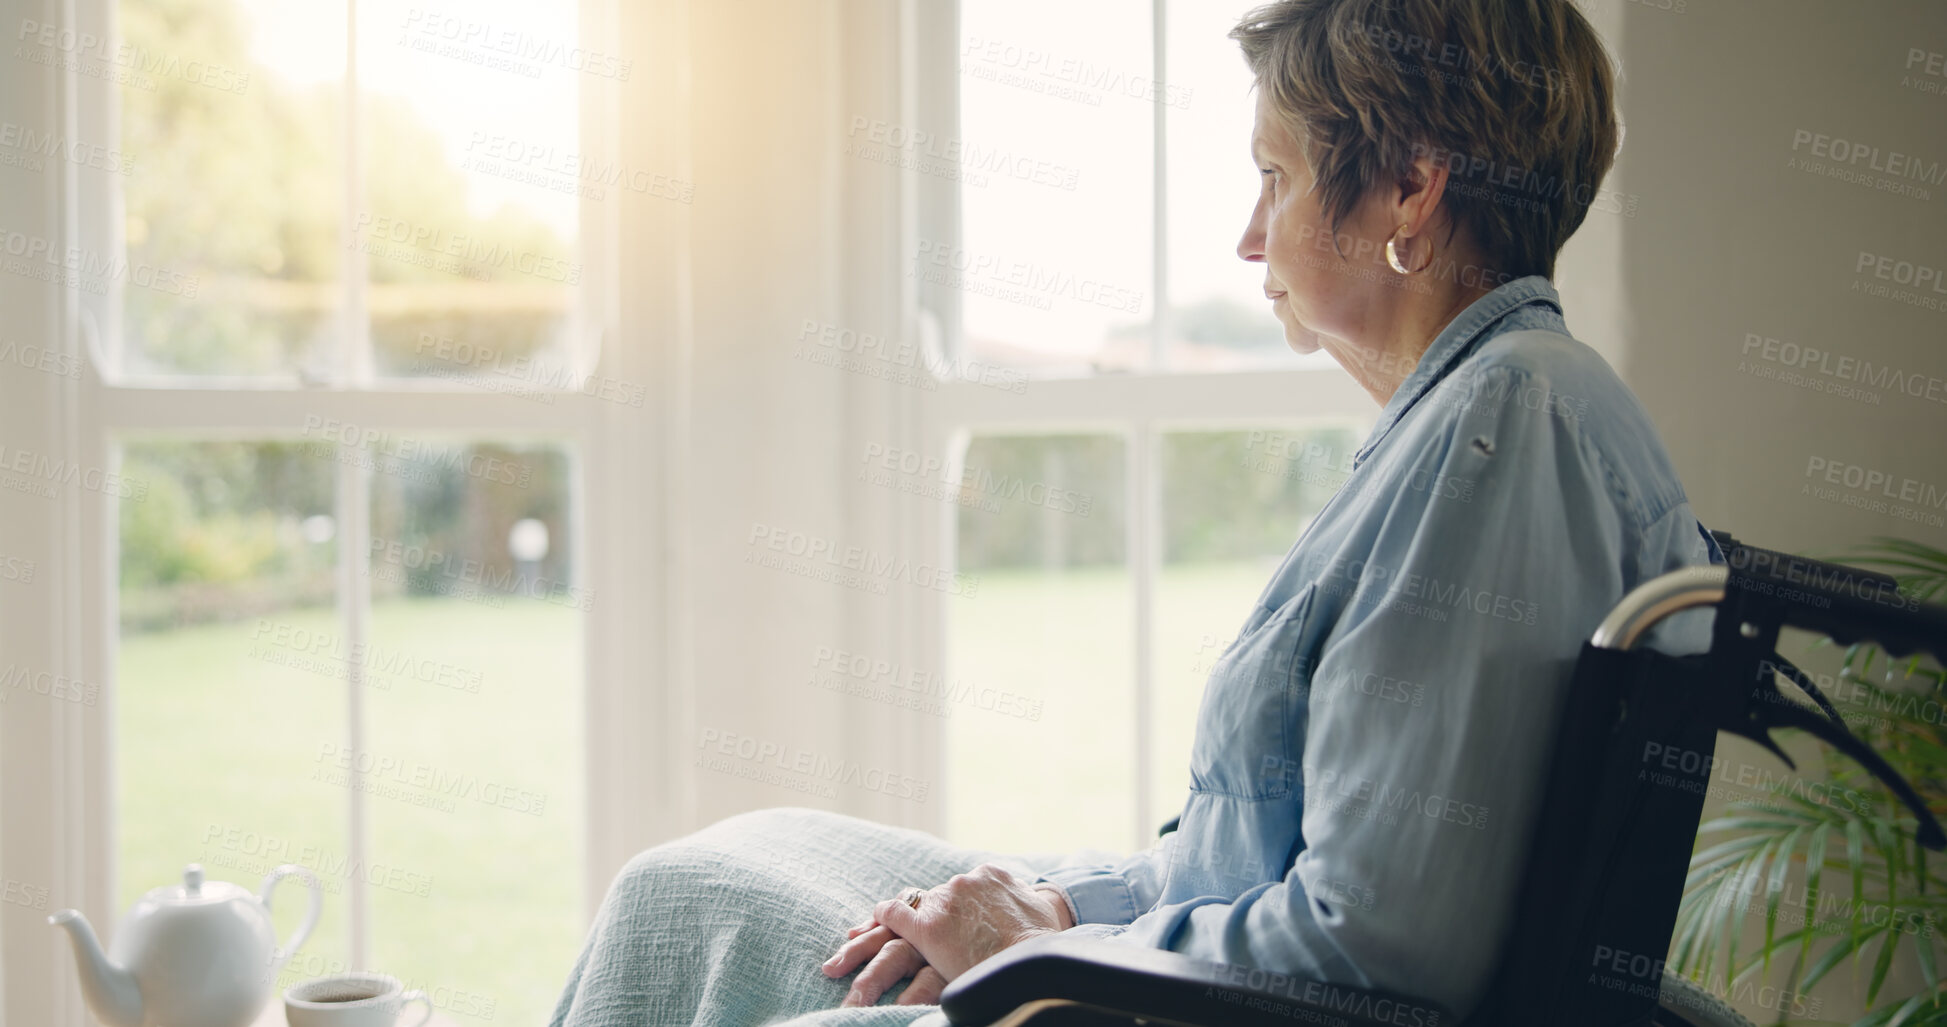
[284,972,433,1027]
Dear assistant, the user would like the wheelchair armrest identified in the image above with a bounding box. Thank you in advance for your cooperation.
[940,933,1453,1027]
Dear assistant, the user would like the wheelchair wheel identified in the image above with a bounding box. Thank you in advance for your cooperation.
[1652,975,1756,1027]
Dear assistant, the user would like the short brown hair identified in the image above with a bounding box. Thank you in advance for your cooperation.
[1231,0,1619,280]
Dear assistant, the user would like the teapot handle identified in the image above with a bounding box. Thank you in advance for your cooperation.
[260,864,323,975]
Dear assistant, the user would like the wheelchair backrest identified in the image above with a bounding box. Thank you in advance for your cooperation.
[1464,642,1717,1026]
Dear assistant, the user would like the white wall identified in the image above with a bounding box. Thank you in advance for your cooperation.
[1615,0,1945,553]
[663,0,936,835]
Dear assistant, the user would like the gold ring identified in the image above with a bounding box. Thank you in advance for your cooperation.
[902,887,924,910]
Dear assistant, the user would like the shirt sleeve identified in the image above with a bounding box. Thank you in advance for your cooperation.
[1087,364,1653,1016]
[1031,826,1182,927]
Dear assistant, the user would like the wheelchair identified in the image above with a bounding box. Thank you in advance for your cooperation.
[940,532,1947,1027]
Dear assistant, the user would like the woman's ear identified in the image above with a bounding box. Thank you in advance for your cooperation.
[1395,155,1451,237]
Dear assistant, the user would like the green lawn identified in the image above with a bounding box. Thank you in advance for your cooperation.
[944,559,1276,854]
[117,561,1274,1024]
[119,597,584,1027]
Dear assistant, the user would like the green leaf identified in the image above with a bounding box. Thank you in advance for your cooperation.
[1669,901,1700,972]
[1853,818,1870,927]
[1870,923,1904,1006]
[1877,819,1906,921]
[1669,900,1703,973]
[1880,989,1934,1027]
[1763,825,1805,976]
[1732,924,1826,971]
[1690,832,1777,873]
[1687,850,1765,891]
[1916,920,1939,991]
[1702,813,1814,836]
[1801,927,1859,990]
[1733,836,1785,975]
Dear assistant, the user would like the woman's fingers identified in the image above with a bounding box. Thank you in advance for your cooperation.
[895,966,948,1006]
[845,917,877,939]
[822,923,893,978]
[840,938,924,1007]
[870,864,1061,981]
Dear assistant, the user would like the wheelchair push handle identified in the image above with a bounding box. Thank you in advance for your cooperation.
[1591,532,1947,667]
[1711,531,1947,663]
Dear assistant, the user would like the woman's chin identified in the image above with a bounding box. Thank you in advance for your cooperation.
[1282,321,1324,356]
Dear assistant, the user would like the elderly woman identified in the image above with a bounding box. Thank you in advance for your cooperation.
[549,1,1719,1025]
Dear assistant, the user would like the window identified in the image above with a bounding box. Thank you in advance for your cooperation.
[69,0,619,1022]
[924,0,1378,853]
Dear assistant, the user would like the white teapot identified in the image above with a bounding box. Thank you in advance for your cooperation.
[49,862,322,1027]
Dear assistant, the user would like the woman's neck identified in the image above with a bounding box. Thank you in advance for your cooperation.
[1327,278,1497,407]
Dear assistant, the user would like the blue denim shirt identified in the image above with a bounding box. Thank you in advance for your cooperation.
[1034,276,1722,1019]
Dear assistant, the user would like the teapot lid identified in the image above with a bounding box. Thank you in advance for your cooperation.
[143,864,252,906]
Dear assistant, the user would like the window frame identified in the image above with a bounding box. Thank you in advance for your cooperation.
[7,0,680,1020]
[913,0,1377,850]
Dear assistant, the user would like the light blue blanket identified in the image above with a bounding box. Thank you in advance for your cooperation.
[547,806,1077,1027]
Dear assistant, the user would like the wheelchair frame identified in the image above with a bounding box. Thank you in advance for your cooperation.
[939,533,1947,1027]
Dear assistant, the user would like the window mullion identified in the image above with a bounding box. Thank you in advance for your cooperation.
[91,387,593,435]
[343,0,371,388]
[1150,0,1168,374]
[339,0,371,971]
[1138,0,1167,844]
[1129,420,1158,851]
[335,453,374,968]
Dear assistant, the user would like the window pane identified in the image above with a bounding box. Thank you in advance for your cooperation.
[1164,0,1307,372]
[365,440,582,1027]
[115,0,346,377]
[1151,426,1358,816]
[116,441,349,973]
[954,2,1154,376]
[946,434,1130,852]
[357,0,587,382]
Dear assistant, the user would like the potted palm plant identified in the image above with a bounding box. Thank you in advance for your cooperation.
[1673,538,1947,1026]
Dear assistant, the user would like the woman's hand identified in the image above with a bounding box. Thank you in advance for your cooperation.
[873,864,1064,981]
[822,924,949,1007]
[821,865,1069,1006]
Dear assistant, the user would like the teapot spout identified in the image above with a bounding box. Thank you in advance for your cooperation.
[48,909,143,1027]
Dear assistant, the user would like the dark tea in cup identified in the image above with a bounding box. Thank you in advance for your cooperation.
[284,972,431,1027]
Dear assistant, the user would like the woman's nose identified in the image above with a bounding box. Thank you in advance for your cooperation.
[1238,206,1266,263]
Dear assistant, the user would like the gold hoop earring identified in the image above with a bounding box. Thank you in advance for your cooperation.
[1386,224,1431,275]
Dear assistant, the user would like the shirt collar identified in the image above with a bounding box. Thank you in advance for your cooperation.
[1351,275,1563,468]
